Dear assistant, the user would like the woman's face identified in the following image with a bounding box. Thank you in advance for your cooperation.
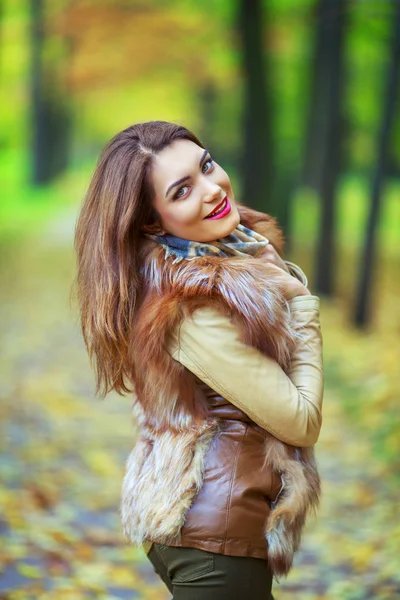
[147,139,240,241]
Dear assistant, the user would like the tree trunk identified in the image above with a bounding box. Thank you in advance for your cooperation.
[237,0,273,213]
[29,0,71,184]
[309,0,346,296]
[198,81,217,150]
[30,0,47,184]
[272,163,296,251]
[354,1,400,328]
[303,2,327,191]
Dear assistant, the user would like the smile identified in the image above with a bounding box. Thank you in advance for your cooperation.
[204,197,231,220]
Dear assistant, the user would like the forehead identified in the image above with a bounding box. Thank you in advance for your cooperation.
[152,139,204,186]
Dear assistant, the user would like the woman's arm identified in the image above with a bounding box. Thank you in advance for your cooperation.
[167,295,324,447]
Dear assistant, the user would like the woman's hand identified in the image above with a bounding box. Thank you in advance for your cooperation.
[267,263,311,300]
[258,244,311,300]
[258,243,290,273]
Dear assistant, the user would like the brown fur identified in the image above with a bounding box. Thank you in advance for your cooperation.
[120,203,321,577]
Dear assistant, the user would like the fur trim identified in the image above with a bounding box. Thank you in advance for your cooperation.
[121,403,219,544]
[262,436,321,576]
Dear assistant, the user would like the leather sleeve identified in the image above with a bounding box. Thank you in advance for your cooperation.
[167,295,324,448]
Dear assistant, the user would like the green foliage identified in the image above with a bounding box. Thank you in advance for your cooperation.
[0,147,91,239]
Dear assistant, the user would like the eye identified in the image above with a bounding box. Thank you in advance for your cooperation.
[202,158,214,173]
[172,157,214,200]
[173,185,190,200]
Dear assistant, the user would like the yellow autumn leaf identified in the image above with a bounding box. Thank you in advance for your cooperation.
[350,542,375,572]
[83,449,118,477]
[17,562,44,579]
[108,564,139,587]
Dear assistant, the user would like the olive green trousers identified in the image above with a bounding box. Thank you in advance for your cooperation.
[147,543,275,599]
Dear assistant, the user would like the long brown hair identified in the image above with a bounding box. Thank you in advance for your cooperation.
[73,121,204,398]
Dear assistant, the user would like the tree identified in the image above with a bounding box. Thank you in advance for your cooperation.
[198,80,218,150]
[236,0,273,213]
[303,0,347,295]
[354,1,400,328]
[29,0,71,185]
[54,1,236,163]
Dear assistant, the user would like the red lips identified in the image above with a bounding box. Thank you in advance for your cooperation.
[205,197,226,219]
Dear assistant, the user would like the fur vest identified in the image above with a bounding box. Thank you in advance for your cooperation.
[121,204,321,577]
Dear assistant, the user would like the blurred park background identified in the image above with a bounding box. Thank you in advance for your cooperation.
[1,0,399,598]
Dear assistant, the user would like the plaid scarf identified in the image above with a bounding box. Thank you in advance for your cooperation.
[144,223,270,264]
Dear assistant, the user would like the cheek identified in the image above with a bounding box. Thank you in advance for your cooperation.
[218,167,233,193]
[163,202,200,227]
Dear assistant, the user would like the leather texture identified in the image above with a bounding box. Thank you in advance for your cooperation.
[152,378,284,559]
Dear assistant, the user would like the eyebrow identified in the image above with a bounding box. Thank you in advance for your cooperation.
[165,149,210,198]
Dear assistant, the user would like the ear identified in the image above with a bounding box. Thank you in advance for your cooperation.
[142,221,167,236]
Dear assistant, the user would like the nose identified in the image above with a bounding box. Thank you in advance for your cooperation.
[203,180,222,204]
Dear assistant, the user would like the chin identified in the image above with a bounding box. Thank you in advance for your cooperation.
[223,207,241,234]
[209,212,240,240]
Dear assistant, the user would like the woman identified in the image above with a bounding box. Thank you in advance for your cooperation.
[74,120,324,599]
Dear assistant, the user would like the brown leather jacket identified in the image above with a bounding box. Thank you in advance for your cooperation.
[147,379,284,560]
